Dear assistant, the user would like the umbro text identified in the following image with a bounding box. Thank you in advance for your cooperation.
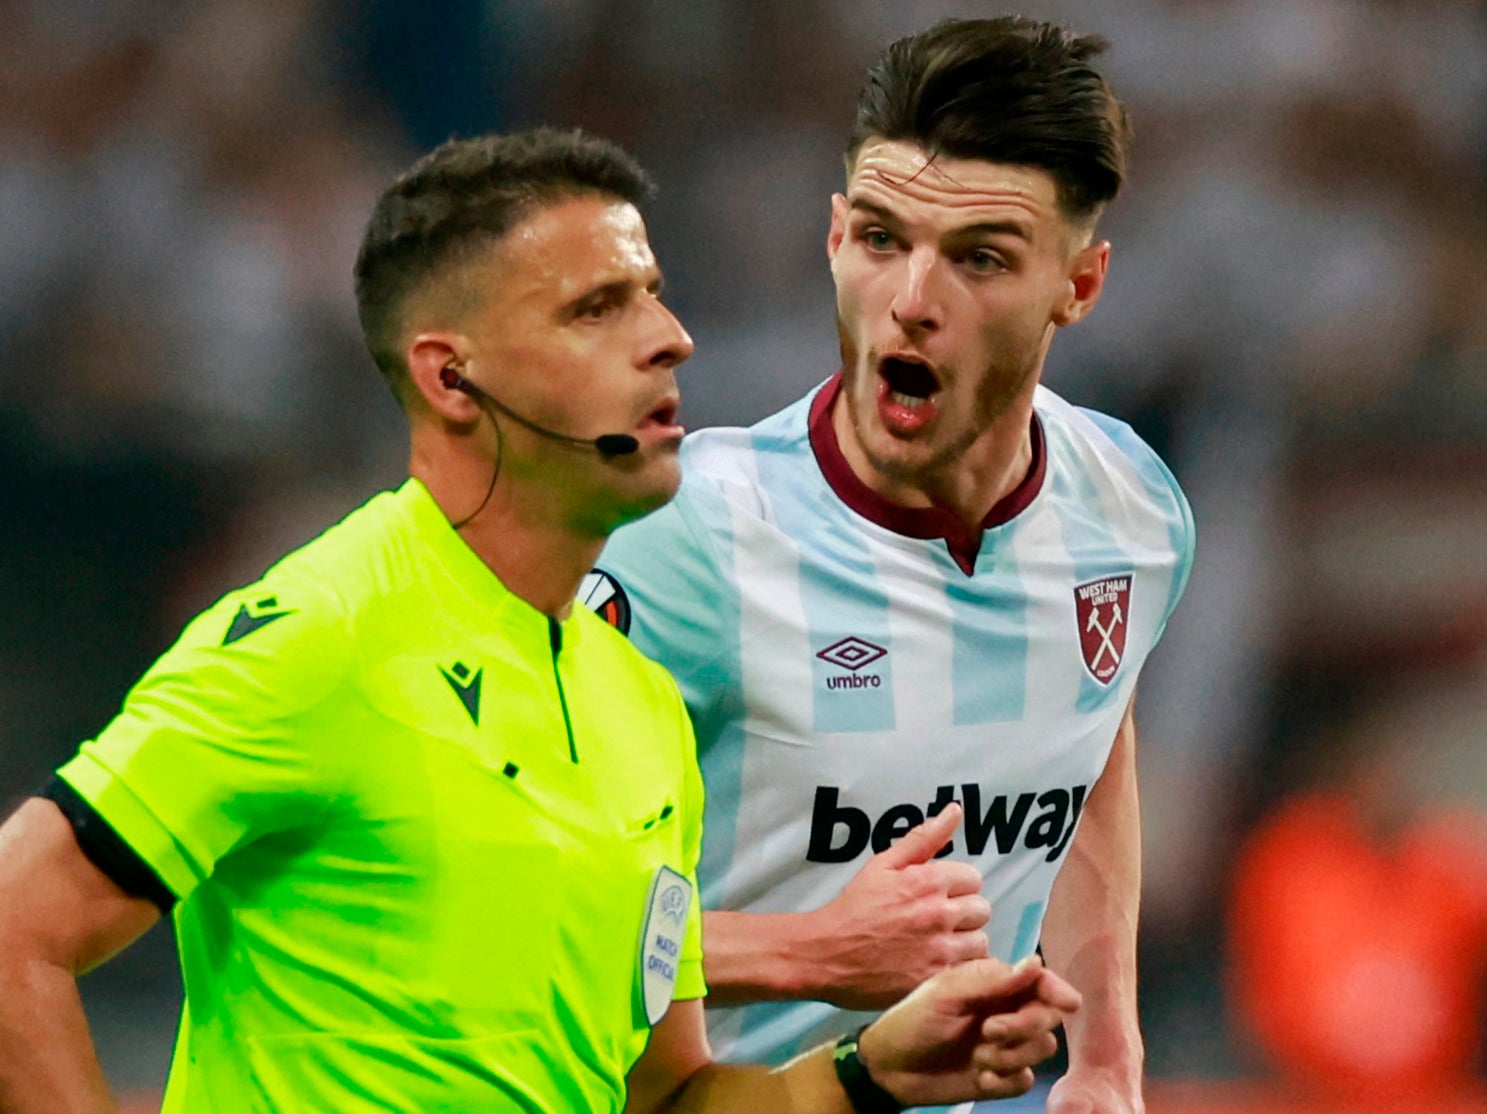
[825,673,882,689]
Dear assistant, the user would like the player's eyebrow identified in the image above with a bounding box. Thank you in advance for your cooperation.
[847,198,906,228]
[848,198,1032,242]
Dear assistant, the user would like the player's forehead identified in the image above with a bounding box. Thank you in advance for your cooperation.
[484,194,658,307]
[845,139,1062,237]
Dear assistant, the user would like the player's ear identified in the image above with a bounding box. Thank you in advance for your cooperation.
[826,193,849,264]
[406,334,480,422]
[1052,239,1109,328]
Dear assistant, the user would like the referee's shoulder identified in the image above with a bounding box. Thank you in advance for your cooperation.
[570,604,686,700]
[199,488,405,640]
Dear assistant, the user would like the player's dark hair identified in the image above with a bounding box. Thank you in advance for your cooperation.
[354,127,655,403]
[847,17,1130,221]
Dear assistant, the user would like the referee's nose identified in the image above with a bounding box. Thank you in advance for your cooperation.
[640,296,694,371]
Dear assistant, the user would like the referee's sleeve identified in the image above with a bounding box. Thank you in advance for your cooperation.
[670,680,709,1003]
[36,774,175,913]
[51,573,353,903]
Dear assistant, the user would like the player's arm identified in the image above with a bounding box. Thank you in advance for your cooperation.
[0,798,163,1113]
[701,803,992,1010]
[1040,696,1144,1113]
[626,955,1081,1113]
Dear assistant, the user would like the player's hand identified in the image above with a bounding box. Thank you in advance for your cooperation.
[1046,1066,1145,1114]
[856,954,1082,1107]
[806,802,991,1010]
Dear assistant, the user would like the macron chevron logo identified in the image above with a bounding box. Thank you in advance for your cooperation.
[222,598,294,646]
[439,661,483,726]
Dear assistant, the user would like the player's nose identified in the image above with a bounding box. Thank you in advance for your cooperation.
[890,247,944,334]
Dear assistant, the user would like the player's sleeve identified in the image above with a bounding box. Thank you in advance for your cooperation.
[1151,454,1196,638]
[52,574,354,904]
[595,477,739,730]
[1081,408,1197,639]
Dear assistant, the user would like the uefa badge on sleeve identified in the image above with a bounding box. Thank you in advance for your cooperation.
[1074,575,1131,685]
[638,865,691,1026]
[580,569,631,635]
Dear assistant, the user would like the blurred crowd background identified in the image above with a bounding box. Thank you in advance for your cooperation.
[3,0,1487,1107]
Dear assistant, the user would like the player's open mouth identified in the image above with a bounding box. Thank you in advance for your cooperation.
[875,355,941,434]
[880,356,939,407]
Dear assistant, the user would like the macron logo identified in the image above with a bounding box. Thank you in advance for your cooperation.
[439,661,483,726]
[817,637,887,690]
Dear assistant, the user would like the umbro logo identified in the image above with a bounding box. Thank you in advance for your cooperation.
[222,597,294,646]
[817,636,887,690]
[817,637,886,671]
[440,661,483,726]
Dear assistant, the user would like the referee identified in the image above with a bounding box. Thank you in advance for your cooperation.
[0,129,1078,1113]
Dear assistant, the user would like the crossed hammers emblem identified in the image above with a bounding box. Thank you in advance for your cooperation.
[1085,602,1124,671]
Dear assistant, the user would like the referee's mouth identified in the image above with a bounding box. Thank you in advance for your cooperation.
[637,395,684,442]
[876,354,941,436]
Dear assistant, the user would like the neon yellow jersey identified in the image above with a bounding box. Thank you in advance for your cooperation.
[57,479,706,1113]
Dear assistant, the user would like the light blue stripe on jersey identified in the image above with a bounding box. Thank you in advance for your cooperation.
[949,528,1028,725]
[601,468,751,910]
[1080,409,1197,631]
[750,419,896,735]
[666,480,751,910]
[734,999,835,1065]
[1044,422,1134,715]
[1010,899,1046,962]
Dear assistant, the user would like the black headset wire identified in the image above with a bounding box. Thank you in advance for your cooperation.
[451,390,505,531]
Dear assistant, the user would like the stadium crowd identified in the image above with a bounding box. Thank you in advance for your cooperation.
[2,0,1485,1104]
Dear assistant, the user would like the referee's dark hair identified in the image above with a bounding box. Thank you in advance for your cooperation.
[354,128,655,405]
[847,17,1131,223]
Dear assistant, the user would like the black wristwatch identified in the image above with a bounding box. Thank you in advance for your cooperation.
[832,1025,905,1114]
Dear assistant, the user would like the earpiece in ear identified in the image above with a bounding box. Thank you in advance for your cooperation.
[440,365,467,392]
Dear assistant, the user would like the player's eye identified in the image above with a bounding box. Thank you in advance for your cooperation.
[964,248,1005,273]
[860,228,897,253]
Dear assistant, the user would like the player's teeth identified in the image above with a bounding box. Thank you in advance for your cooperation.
[889,391,927,409]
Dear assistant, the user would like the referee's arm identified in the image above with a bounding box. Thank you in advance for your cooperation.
[0,797,162,1113]
[626,957,1081,1112]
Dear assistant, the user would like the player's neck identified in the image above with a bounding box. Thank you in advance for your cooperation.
[833,391,1038,533]
[410,442,599,619]
[943,406,1037,529]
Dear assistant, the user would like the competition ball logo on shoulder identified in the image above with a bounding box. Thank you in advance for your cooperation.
[580,569,631,635]
[1074,575,1131,685]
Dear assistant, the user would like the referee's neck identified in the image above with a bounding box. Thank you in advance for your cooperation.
[411,452,598,620]
[457,507,597,620]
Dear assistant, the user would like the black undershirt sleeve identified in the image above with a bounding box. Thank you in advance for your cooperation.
[36,775,177,914]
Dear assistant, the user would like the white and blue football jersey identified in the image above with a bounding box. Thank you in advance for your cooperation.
[593,374,1195,1065]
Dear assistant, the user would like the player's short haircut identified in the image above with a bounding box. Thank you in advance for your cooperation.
[847,17,1131,222]
[354,127,655,403]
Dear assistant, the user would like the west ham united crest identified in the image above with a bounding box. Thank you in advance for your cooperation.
[1074,575,1131,685]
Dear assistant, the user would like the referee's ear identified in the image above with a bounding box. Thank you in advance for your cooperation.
[407,334,476,422]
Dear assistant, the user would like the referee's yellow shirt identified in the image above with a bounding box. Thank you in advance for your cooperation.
[58,479,706,1113]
